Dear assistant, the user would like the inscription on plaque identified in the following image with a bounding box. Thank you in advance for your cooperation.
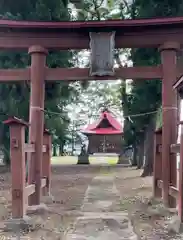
[89,32,115,76]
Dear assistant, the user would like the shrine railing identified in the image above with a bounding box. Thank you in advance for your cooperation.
[153,123,183,220]
[4,117,51,219]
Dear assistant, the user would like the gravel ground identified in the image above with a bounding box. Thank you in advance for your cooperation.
[115,167,183,240]
[0,165,100,239]
[0,165,183,239]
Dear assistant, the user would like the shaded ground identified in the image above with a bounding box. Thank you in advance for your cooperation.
[0,164,182,239]
[0,165,100,239]
[115,167,183,240]
[65,173,138,240]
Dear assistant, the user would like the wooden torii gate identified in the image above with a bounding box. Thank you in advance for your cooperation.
[0,17,183,218]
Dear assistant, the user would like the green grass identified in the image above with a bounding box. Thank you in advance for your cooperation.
[89,156,118,165]
[51,156,77,165]
[51,156,118,165]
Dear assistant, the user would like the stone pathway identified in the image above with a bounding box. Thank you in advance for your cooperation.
[64,174,138,240]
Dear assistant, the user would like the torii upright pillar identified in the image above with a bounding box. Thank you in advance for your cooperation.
[160,42,180,208]
[28,46,48,206]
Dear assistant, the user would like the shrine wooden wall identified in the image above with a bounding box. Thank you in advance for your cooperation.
[87,134,122,154]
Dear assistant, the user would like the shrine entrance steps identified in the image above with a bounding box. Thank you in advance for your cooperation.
[64,172,138,240]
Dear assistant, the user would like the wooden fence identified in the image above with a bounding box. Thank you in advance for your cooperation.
[4,117,51,219]
[153,123,183,221]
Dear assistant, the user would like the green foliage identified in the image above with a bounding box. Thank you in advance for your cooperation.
[0,0,77,163]
[75,0,122,20]
[132,0,183,18]
[156,106,162,130]
[122,0,183,146]
[0,0,69,20]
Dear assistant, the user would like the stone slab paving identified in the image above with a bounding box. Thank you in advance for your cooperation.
[64,174,138,240]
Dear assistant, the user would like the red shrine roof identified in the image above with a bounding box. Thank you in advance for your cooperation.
[81,111,123,135]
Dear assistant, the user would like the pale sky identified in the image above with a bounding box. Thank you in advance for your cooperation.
[66,44,131,130]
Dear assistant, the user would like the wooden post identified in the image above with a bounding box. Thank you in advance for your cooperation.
[42,129,51,195]
[153,127,162,198]
[28,46,48,206]
[4,117,28,218]
[160,42,180,207]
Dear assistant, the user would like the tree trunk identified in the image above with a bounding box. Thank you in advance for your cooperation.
[141,119,155,177]
[1,125,10,165]
[53,145,57,156]
[131,142,137,166]
[59,144,63,156]
[137,138,145,169]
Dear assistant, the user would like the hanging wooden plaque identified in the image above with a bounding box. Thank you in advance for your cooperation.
[89,32,115,76]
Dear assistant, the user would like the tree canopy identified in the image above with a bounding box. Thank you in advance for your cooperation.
[0,0,78,163]
[120,0,183,175]
[0,0,182,168]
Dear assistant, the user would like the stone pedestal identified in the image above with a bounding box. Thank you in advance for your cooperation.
[77,155,90,164]
[117,155,130,165]
[26,203,48,215]
[3,215,32,232]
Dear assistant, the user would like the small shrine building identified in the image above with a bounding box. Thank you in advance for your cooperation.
[81,109,123,154]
